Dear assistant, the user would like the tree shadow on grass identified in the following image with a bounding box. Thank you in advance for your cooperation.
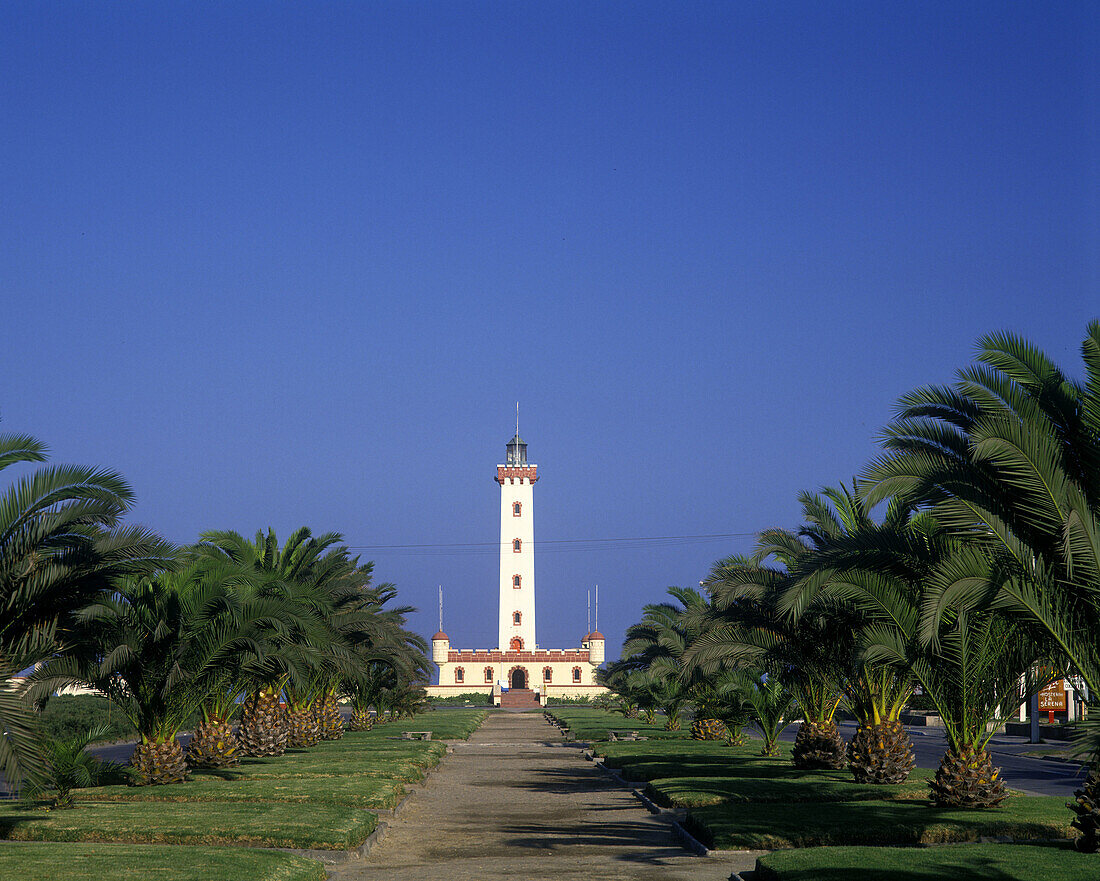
[689,798,1070,850]
[757,841,1082,881]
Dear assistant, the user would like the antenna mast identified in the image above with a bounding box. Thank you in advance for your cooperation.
[587,588,591,635]
[438,585,443,633]
[595,584,598,633]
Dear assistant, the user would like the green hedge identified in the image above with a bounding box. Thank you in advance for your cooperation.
[37,695,136,743]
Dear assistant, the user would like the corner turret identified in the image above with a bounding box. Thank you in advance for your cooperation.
[582,631,605,665]
[432,631,450,664]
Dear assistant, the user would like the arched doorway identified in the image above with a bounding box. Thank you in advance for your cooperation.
[510,668,528,690]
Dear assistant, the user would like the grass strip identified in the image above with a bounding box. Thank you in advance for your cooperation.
[685,795,1072,850]
[0,800,377,850]
[753,841,1094,881]
[74,773,405,810]
[597,739,798,781]
[646,769,933,807]
[0,841,326,881]
[546,708,689,741]
[372,708,489,740]
[198,739,448,782]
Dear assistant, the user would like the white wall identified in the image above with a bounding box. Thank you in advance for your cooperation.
[498,470,536,651]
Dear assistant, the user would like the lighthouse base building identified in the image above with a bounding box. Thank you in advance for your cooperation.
[425,431,608,707]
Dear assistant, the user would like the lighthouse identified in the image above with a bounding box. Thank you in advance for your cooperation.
[496,432,537,652]
[425,426,608,705]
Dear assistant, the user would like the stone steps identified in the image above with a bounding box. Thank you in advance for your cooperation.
[499,688,541,708]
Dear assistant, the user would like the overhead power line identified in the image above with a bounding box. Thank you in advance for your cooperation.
[344,532,759,557]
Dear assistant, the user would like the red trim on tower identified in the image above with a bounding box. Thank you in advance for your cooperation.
[496,465,539,485]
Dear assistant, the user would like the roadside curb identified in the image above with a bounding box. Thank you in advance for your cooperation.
[588,753,725,858]
[280,818,389,867]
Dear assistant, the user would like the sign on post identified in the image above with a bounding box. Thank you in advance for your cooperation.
[1038,679,1067,723]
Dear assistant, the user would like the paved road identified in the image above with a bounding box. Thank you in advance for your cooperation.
[772,720,1087,796]
[332,713,760,881]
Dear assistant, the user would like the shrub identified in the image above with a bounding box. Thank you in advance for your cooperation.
[425,692,493,706]
[37,695,136,743]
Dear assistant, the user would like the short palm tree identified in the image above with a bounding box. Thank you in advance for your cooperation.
[22,724,123,808]
[44,557,277,785]
[0,430,169,788]
[796,511,1063,806]
[773,485,917,783]
[860,323,1100,830]
[690,554,847,770]
[746,670,795,757]
[616,587,712,733]
[199,527,348,756]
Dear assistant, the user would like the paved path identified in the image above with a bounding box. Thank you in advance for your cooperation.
[333,713,759,881]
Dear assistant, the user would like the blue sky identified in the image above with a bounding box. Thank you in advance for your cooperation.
[2,2,1096,669]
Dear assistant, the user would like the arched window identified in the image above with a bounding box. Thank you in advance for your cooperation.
[509,636,524,651]
[572,666,581,683]
[484,666,493,683]
[513,538,522,552]
[513,501,522,516]
[513,574,522,588]
[543,667,552,683]
[513,611,522,625]
[455,667,464,684]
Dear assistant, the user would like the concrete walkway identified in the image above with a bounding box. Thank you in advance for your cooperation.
[333,713,759,881]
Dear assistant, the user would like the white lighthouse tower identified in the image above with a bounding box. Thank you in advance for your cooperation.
[424,422,608,705]
[497,431,537,652]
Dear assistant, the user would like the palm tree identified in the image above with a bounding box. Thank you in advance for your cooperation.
[0,430,169,788]
[772,485,917,783]
[44,556,278,784]
[186,566,305,768]
[746,670,795,757]
[792,509,1063,806]
[340,582,429,732]
[615,587,712,733]
[22,724,123,808]
[690,554,848,770]
[198,527,347,756]
[860,324,1100,829]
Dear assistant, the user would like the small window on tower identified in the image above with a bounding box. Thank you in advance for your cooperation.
[543,667,552,683]
[572,666,582,683]
[513,611,522,625]
[513,574,522,589]
[484,666,493,683]
[513,502,522,516]
[513,539,522,552]
[455,667,464,684]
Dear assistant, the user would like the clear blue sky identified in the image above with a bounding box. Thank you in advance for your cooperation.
[2,3,1096,668]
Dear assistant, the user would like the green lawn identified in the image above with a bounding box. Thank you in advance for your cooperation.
[74,772,406,810]
[753,842,1096,881]
[0,800,378,849]
[686,795,1072,850]
[546,707,691,741]
[582,724,1074,854]
[0,841,326,881]
[597,738,798,782]
[205,739,447,782]
[375,707,488,740]
[646,768,934,808]
[2,707,490,861]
